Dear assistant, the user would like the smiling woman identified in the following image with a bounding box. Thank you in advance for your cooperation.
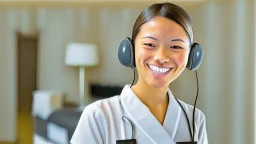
[71,2,207,144]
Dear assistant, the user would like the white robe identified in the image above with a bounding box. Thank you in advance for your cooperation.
[70,85,208,144]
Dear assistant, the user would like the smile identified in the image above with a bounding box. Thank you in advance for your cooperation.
[147,64,172,75]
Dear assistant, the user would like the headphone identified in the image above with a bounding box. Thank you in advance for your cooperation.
[118,37,203,70]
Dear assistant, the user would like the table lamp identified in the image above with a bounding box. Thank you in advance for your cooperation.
[65,43,99,108]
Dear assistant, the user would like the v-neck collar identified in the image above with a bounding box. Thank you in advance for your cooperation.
[120,85,181,144]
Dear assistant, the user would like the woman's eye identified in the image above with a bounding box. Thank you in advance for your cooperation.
[171,46,182,49]
[143,43,155,47]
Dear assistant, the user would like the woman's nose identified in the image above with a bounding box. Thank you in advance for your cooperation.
[154,48,170,64]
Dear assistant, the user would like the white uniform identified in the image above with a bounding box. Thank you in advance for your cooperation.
[70,85,208,144]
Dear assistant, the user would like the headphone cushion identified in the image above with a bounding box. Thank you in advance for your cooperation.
[118,37,136,69]
[186,43,203,70]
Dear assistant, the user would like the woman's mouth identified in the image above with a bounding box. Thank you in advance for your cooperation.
[147,64,172,76]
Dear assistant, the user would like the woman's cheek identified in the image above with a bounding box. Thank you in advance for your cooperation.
[174,52,188,66]
[136,48,150,63]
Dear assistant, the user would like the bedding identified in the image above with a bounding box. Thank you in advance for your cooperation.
[33,83,123,144]
[34,109,82,144]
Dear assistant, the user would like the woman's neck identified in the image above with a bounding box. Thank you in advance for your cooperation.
[131,79,169,109]
[131,79,169,125]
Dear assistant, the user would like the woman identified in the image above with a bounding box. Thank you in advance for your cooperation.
[71,2,208,144]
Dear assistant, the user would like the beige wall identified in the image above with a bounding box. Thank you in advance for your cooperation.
[254,1,256,143]
[36,6,144,103]
[0,9,17,141]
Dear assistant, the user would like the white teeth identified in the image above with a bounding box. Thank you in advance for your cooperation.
[148,64,171,74]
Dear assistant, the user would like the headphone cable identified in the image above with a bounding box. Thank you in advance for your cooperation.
[192,70,199,141]
[130,69,136,88]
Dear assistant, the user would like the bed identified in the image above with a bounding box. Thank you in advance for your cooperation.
[33,84,124,144]
[33,108,82,144]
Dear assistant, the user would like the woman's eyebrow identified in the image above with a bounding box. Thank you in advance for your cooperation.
[141,36,185,43]
[171,38,185,43]
[141,36,158,41]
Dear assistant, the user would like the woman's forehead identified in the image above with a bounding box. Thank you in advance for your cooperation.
[138,16,189,41]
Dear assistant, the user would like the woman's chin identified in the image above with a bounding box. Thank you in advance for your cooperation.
[149,82,169,89]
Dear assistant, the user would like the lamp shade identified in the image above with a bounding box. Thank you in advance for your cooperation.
[65,43,99,66]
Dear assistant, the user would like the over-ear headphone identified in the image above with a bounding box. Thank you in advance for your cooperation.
[118,37,203,70]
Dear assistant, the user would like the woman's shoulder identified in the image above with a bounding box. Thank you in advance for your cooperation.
[88,95,121,108]
[82,95,121,118]
[71,96,122,144]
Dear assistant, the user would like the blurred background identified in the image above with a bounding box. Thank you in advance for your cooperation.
[0,0,255,144]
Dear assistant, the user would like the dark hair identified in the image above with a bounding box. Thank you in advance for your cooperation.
[132,2,193,44]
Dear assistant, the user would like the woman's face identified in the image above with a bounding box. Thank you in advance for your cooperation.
[134,16,190,89]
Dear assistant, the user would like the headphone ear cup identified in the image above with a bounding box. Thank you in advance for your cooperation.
[118,37,136,69]
[186,43,203,70]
